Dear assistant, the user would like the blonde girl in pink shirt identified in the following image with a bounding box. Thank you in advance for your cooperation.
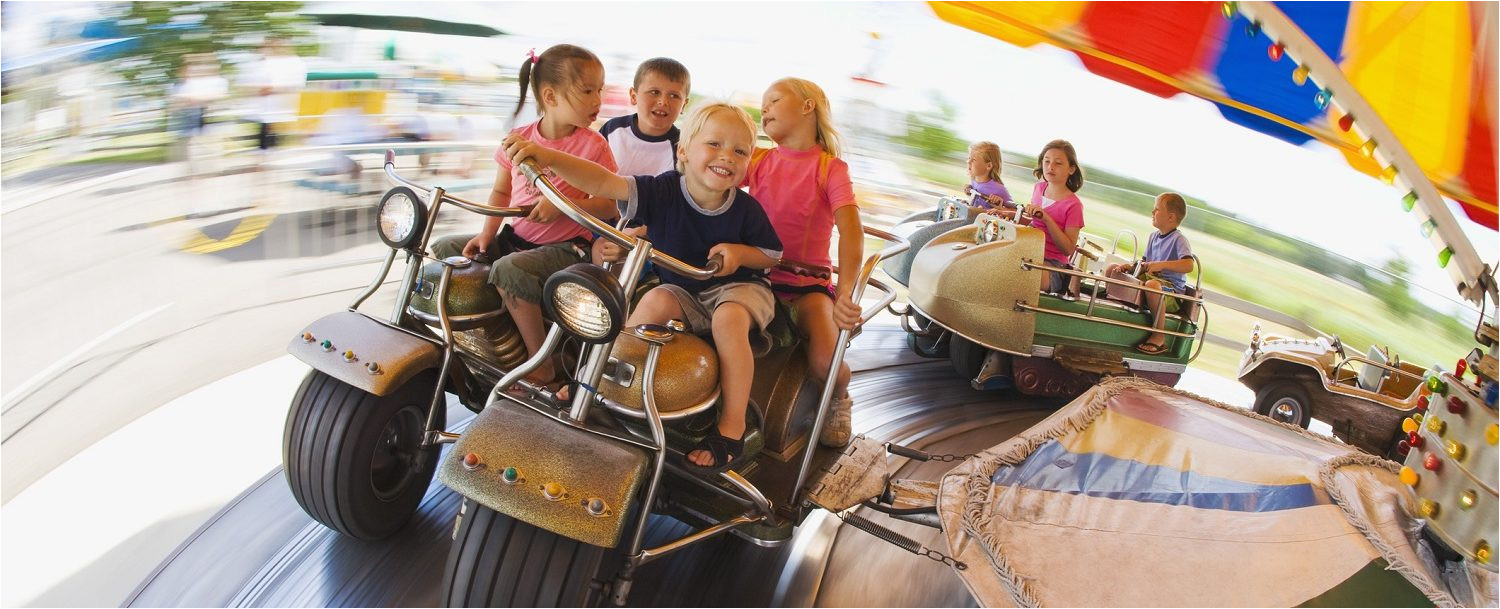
[431,44,618,391]
[748,77,865,448]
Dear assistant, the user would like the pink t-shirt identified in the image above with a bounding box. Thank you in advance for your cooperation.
[1029,181,1085,265]
[495,121,617,245]
[744,146,857,286]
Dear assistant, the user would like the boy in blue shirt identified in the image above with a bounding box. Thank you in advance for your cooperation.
[505,102,781,476]
[1107,192,1195,354]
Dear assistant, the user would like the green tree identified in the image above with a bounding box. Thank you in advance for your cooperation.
[104,2,314,95]
[1370,256,1418,319]
[894,92,966,161]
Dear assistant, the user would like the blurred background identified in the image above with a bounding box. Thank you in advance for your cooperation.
[1,2,1495,607]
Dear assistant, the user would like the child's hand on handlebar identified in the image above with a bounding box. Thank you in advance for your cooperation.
[833,288,862,330]
[502,135,551,169]
[594,226,645,263]
[707,243,747,277]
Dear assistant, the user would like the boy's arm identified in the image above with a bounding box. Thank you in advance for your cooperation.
[1143,257,1195,274]
[706,243,777,277]
[502,137,631,200]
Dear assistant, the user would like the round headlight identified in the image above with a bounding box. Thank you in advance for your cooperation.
[542,263,626,343]
[376,186,427,250]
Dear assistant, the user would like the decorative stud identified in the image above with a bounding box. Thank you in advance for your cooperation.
[1460,490,1477,510]
[1337,113,1354,132]
[1423,451,1442,472]
[462,453,481,471]
[1408,431,1424,449]
[502,466,520,484]
[1455,358,1468,377]
[1438,247,1453,268]
[321,339,335,352]
[1417,395,1429,412]
[1292,65,1309,86]
[1398,466,1420,487]
[1445,439,1466,461]
[1401,191,1417,211]
[1476,541,1492,564]
[1245,21,1261,37]
[1486,423,1497,446]
[1426,416,1446,436]
[1380,166,1397,185]
[1403,417,1421,433]
[1418,498,1440,518]
[1267,43,1284,61]
[343,350,356,362]
[366,362,381,375]
[302,331,315,342]
[542,481,566,500]
[1427,376,1447,395]
[1359,139,1377,158]
[1314,89,1332,110]
[1221,1,1236,19]
[1447,396,1466,415]
[584,498,607,516]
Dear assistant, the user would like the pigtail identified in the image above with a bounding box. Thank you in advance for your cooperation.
[513,52,536,122]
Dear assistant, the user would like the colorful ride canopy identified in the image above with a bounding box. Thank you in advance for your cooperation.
[929,1,1498,230]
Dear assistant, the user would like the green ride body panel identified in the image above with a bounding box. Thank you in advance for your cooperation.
[1034,294,1196,362]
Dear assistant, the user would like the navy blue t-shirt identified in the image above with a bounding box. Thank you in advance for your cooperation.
[623,171,783,291]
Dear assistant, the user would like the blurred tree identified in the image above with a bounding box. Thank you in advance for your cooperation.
[894,92,966,161]
[1369,255,1418,319]
[104,2,314,96]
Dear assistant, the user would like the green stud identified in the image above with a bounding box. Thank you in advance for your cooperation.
[1437,247,1453,268]
[1221,1,1236,19]
[1420,219,1436,238]
[503,466,518,482]
[1402,191,1417,212]
[1428,376,1447,395]
[320,339,333,351]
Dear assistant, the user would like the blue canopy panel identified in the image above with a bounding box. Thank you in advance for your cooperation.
[1213,1,1352,145]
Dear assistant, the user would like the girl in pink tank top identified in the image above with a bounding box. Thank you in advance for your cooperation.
[746,77,862,448]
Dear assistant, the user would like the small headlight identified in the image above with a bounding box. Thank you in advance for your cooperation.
[543,264,626,343]
[376,186,427,250]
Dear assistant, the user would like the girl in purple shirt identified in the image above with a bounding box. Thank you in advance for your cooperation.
[963,140,1013,213]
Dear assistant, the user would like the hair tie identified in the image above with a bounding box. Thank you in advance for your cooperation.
[527,48,538,64]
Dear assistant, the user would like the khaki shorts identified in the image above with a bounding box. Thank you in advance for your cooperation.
[430,231,588,304]
[655,282,776,357]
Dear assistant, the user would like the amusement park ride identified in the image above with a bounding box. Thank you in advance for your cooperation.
[274,2,1495,606]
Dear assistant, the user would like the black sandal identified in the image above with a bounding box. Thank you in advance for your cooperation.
[683,432,744,476]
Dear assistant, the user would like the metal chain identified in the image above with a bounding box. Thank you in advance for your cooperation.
[916,547,967,570]
[927,453,973,462]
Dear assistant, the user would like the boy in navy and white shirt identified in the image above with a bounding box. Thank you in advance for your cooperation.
[600,57,690,177]
[594,57,691,266]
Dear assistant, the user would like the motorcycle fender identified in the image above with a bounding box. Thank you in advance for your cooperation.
[439,399,649,548]
[287,311,441,397]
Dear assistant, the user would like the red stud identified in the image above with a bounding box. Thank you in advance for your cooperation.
[1338,114,1354,132]
[1417,394,1429,411]
[1268,43,1284,61]
[1423,451,1442,472]
[1447,396,1466,415]
[1456,358,1468,377]
[1408,431,1424,449]
[463,453,480,469]
[1397,439,1411,456]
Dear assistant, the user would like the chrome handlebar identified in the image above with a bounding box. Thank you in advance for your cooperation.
[516,159,723,280]
[382,150,532,218]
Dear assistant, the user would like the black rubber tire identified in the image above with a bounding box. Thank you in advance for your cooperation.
[283,369,444,540]
[950,335,987,381]
[906,312,950,358]
[444,499,615,607]
[1252,381,1313,429]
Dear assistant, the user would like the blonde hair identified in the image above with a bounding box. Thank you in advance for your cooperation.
[970,141,1003,184]
[675,101,758,173]
[1158,192,1187,219]
[770,77,842,157]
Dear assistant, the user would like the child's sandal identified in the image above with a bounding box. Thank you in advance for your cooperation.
[682,432,743,477]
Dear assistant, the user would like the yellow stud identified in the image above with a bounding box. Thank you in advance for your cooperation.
[1380,166,1397,184]
[1445,440,1466,461]
[1398,466,1420,487]
[1426,416,1446,436]
[1418,499,1440,518]
[1460,490,1477,510]
[542,482,565,500]
[1402,417,1419,434]
[1486,423,1497,446]
[1477,541,1492,564]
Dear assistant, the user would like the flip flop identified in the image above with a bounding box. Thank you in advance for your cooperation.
[1135,341,1169,355]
